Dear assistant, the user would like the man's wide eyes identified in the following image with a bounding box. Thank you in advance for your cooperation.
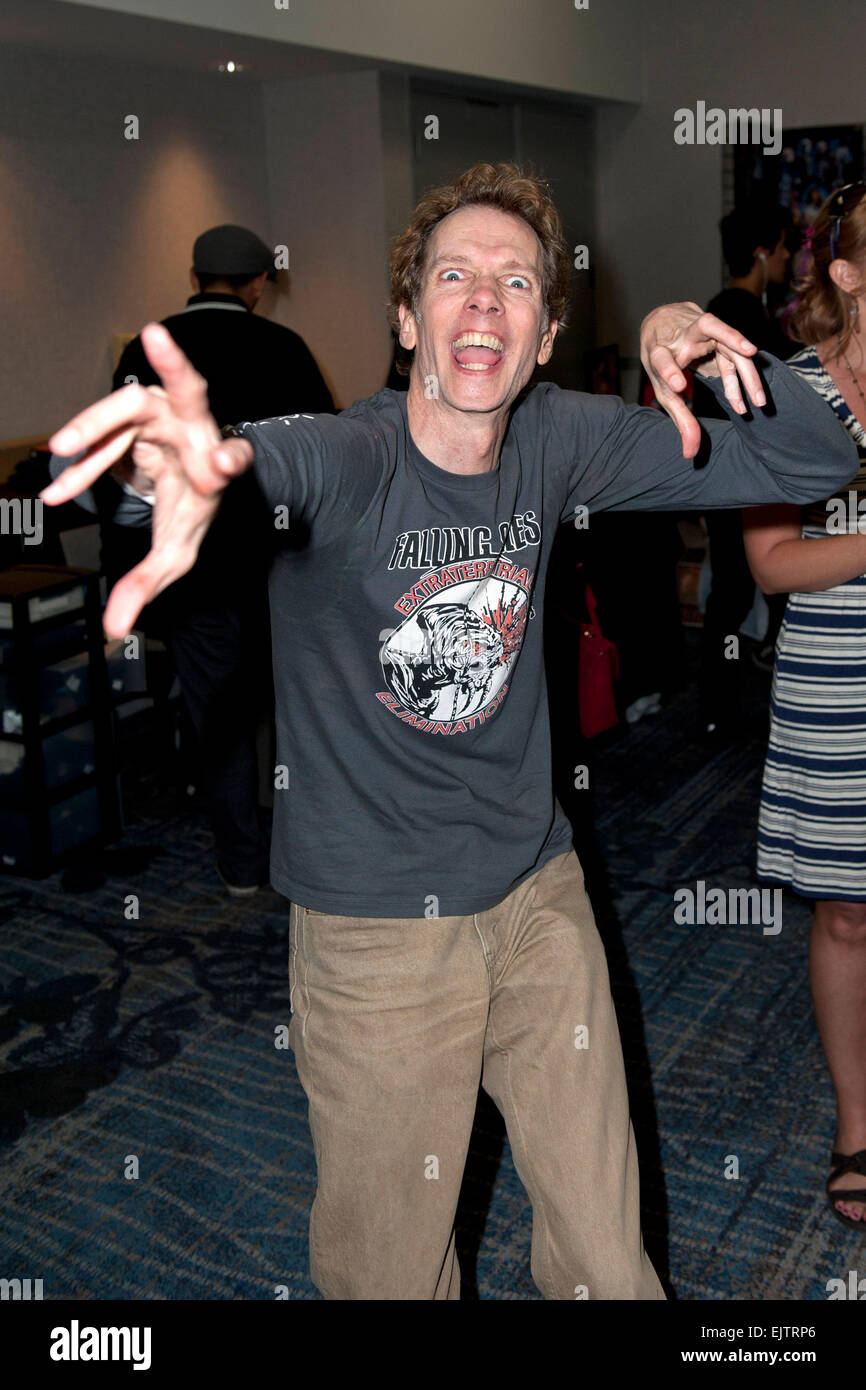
[439,270,531,288]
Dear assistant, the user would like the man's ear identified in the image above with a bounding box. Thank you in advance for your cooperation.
[537,320,559,366]
[397,302,418,350]
[189,268,200,292]
[829,258,864,297]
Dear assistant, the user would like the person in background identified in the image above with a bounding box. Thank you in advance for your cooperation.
[58,225,334,895]
[695,197,794,742]
[744,183,866,1229]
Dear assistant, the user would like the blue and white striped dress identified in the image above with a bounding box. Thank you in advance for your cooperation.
[757,345,866,900]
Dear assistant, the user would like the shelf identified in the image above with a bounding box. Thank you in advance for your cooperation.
[0,564,121,872]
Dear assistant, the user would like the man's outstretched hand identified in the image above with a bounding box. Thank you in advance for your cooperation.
[640,302,766,459]
[41,323,255,638]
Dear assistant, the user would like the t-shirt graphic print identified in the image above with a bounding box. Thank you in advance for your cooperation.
[379,514,539,733]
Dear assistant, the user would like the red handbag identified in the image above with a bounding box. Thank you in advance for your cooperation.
[577,584,620,738]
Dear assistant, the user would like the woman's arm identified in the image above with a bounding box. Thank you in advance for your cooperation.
[743,503,866,593]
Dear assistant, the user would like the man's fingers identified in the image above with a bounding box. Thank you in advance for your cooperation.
[697,312,756,358]
[49,382,163,458]
[212,437,256,477]
[102,551,184,639]
[40,426,140,504]
[644,342,700,454]
[729,350,766,407]
[640,303,767,454]
[716,354,747,415]
[151,436,252,500]
[646,344,688,394]
[710,346,766,411]
[140,323,211,423]
[102,572,151,640]
[178,437,255,496]
[654,384,702,459]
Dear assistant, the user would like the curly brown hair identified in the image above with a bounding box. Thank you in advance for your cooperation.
[388,162,572,375]
[789,184,866,357]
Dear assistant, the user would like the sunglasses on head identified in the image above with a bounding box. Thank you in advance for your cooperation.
[829,181,866,260]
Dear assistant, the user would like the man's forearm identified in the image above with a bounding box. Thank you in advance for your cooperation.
[574,353,860,518]
[696,353,859,505]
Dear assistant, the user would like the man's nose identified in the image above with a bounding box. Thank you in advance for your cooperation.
[465,277,503,313]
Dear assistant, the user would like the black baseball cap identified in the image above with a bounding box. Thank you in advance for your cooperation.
[192,225,278,281]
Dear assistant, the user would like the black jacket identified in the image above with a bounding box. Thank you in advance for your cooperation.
[101,294,334,621]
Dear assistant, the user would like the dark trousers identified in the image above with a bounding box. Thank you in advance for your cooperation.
[100,495,275,885]
[167,600,272,885]
[699,509,786,725]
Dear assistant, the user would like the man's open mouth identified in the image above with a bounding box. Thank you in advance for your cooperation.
[450,332,505,371]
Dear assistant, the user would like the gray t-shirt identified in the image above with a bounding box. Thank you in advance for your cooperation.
[235,358,856,916]
[51,356,858,916]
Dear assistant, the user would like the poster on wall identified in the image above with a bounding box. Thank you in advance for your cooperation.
[731,124,864,221]
[724,124,865,323]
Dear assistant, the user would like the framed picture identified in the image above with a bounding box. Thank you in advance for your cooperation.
[722,124,865,323]
[727,124,864,223]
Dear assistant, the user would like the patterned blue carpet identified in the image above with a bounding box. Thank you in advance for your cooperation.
[1,634,863,1300]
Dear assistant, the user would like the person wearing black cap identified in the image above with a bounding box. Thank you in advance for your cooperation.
[104,225,334,894]
[115,224,334,444]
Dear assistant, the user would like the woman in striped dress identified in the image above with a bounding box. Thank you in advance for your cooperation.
[744,184,866,1229]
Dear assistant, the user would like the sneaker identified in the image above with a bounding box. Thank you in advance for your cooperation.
[217,866,268,897]
[625,692,662,725]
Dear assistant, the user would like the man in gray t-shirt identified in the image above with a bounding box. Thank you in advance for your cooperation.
[43,165,857,1301]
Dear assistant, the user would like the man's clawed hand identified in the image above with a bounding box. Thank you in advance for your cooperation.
[640,302,766,459]
[41,323,255,637]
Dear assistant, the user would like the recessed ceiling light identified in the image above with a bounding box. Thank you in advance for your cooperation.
[217,60,248,73]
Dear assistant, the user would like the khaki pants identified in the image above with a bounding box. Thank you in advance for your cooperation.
[288,849,664,1301]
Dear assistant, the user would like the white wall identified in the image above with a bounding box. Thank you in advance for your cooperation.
[11,1,864,433]
[0,45,399,435]
[0,43,271,437]
[595,0,866,398]
[59,0,645,104]
[260,70,392,408]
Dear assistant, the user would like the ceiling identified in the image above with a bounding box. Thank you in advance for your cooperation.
[0,0,598,108]
[0,0,369,81]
